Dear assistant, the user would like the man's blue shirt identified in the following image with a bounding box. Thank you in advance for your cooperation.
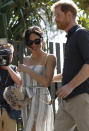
[62,24,89,100]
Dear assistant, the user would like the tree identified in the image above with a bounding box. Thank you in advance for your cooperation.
[0,0,57,41]
[74,0,89,30]
[0,0,89,41]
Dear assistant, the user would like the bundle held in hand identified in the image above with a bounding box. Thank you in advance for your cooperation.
[3,86,31,110]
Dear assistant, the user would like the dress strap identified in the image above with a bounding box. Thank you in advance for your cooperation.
[44,54,49,65]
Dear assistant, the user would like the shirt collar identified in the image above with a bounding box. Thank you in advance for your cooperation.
[66,24,80,39]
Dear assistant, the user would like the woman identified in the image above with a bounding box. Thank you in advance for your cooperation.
[18,26,56,131]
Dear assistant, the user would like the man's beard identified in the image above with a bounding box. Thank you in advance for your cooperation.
[56,21,69,30]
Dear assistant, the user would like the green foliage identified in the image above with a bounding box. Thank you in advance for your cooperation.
[74,0,89,30]
[0,0,89,65]
[0,0,89,41]
[0,0,58,40]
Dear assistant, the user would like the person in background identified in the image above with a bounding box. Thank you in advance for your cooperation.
[0,43,22,131]
[17,26,56,131]
[51,1,89,131]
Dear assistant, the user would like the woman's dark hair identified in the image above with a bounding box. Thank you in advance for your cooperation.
[25,26,43,45]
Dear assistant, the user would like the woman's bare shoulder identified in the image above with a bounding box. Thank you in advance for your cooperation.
[45,54,56,67]
[47,54,56,61]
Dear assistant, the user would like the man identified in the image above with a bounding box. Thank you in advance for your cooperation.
[0,43,22,131]
[52,1,89,131]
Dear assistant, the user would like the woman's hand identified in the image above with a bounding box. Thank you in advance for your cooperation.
[52,74,62,82]
[18,64,27,72]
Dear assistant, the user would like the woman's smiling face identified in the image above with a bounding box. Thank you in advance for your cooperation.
[28,33,42,52]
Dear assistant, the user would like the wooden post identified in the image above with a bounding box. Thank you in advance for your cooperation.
[12,41,18,65]
[19,40,25,64]
[49,42,53,54]
[55,43,61,73]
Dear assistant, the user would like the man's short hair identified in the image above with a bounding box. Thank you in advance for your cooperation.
[51,0,78,18]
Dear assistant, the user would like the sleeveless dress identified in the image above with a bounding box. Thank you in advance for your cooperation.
[21,65,54,131]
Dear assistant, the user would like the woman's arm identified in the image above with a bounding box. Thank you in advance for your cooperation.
[18,55,56,87]
[52,74,62,82]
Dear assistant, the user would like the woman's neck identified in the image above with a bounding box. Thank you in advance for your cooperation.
[32,50,44,59]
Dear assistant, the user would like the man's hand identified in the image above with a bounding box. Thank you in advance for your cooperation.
[56,84,74,98]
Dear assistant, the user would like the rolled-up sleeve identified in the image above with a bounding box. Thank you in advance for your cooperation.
[77,29,89,64]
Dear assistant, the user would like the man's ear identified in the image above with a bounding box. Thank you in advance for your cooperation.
[67,11,73,18]
[66,11,73,21]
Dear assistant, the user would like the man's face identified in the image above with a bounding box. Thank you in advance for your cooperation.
[54,6,70,30]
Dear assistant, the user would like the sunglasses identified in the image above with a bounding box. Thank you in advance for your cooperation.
[26,38,42,47]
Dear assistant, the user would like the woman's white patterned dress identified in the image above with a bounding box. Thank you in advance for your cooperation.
[21,65,54,131]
